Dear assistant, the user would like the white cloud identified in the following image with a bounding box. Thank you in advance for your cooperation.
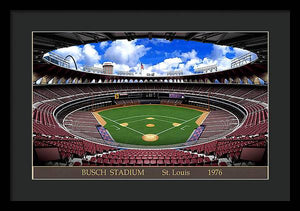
[193,45,258,71]
[198,45,244,71]
[149,38,171,45]
[210,45,234,60]
[164,50,181,58]
[51,40,257,76]
[104,47,201,76]
[185,58,202,70]
[179,50,203,74]
[181,49,198,61]
[143,45,256,75]
[99,41,109,49]
[53,44,101,70]
[104,40,150,67]
[112,63,131,73]
[195,56,231,71]
[93,63,103,68]
[54,46,84,66]
[232,47,250,58]
[141,49,204,76]
[82,44,101,66]
[149,57,182,75]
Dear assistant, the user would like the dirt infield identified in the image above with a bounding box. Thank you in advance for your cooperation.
[195,111,210,126]
[92,112,107,126]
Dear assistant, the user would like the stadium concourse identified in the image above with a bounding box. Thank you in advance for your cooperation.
[32,32,268,167]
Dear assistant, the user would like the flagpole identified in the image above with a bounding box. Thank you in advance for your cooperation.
[140,63,144,76]
[208,92,210,111]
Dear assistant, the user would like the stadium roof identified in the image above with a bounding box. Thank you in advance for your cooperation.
[33,32,268,64]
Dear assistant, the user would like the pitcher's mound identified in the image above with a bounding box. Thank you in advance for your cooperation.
[146,124,155,127]
[173,123,181,127]
[120,123,128,127]
[142,134,159,142]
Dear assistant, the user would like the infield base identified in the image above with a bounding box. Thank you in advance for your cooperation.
[172,123,181,127]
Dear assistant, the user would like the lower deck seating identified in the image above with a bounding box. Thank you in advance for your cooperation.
[34,134,267,166]
[33,136,117,162]
[79,149,222,166]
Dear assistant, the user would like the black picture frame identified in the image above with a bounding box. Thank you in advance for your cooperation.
[10,10,292,202]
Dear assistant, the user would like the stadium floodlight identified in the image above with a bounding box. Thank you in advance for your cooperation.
[231,52,252,68]
[117,70,134,76]
[43,52,70,69]
[167,70,183,76]
[194,64,218,74]
[83,65,104,74]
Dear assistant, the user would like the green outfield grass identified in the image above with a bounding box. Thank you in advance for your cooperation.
[98,104,203,146]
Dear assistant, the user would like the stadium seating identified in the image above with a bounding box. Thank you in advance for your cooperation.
[33,83,268,166]
[66,148,230,166]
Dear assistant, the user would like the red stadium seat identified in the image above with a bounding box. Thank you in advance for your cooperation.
[103,158,110,165]
[129,159,136,165]
[122,159,129,165]
[157,159,164,165]
[143,159,150,165]
[219,162,227,166]
[150,160,157,165]
[164,159,171,165]
[96,157,103,165]
[136,159,143,165]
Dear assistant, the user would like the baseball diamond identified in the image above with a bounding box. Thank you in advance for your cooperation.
[95,105,204,146]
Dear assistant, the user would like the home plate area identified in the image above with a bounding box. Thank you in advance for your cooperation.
[142,134,159,142]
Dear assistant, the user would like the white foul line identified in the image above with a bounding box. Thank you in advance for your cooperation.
[180,125,190,130]
[153,118,175,124]
[114,114,186,122]
[101,115,145,135]
[112,125,120,130]
[156,114,202,136]
[101,113,203,138]
[126,116,176,124]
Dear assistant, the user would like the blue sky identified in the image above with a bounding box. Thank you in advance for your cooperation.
[52,38,257,76]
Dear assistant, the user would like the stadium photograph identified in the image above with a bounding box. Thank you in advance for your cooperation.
[32,31,269,179]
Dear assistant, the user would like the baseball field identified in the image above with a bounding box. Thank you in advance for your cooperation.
[93,104,207,146]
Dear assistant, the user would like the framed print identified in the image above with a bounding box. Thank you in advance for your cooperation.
[10,10,291,202]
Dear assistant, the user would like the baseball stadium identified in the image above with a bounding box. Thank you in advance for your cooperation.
[32,32,268,168]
